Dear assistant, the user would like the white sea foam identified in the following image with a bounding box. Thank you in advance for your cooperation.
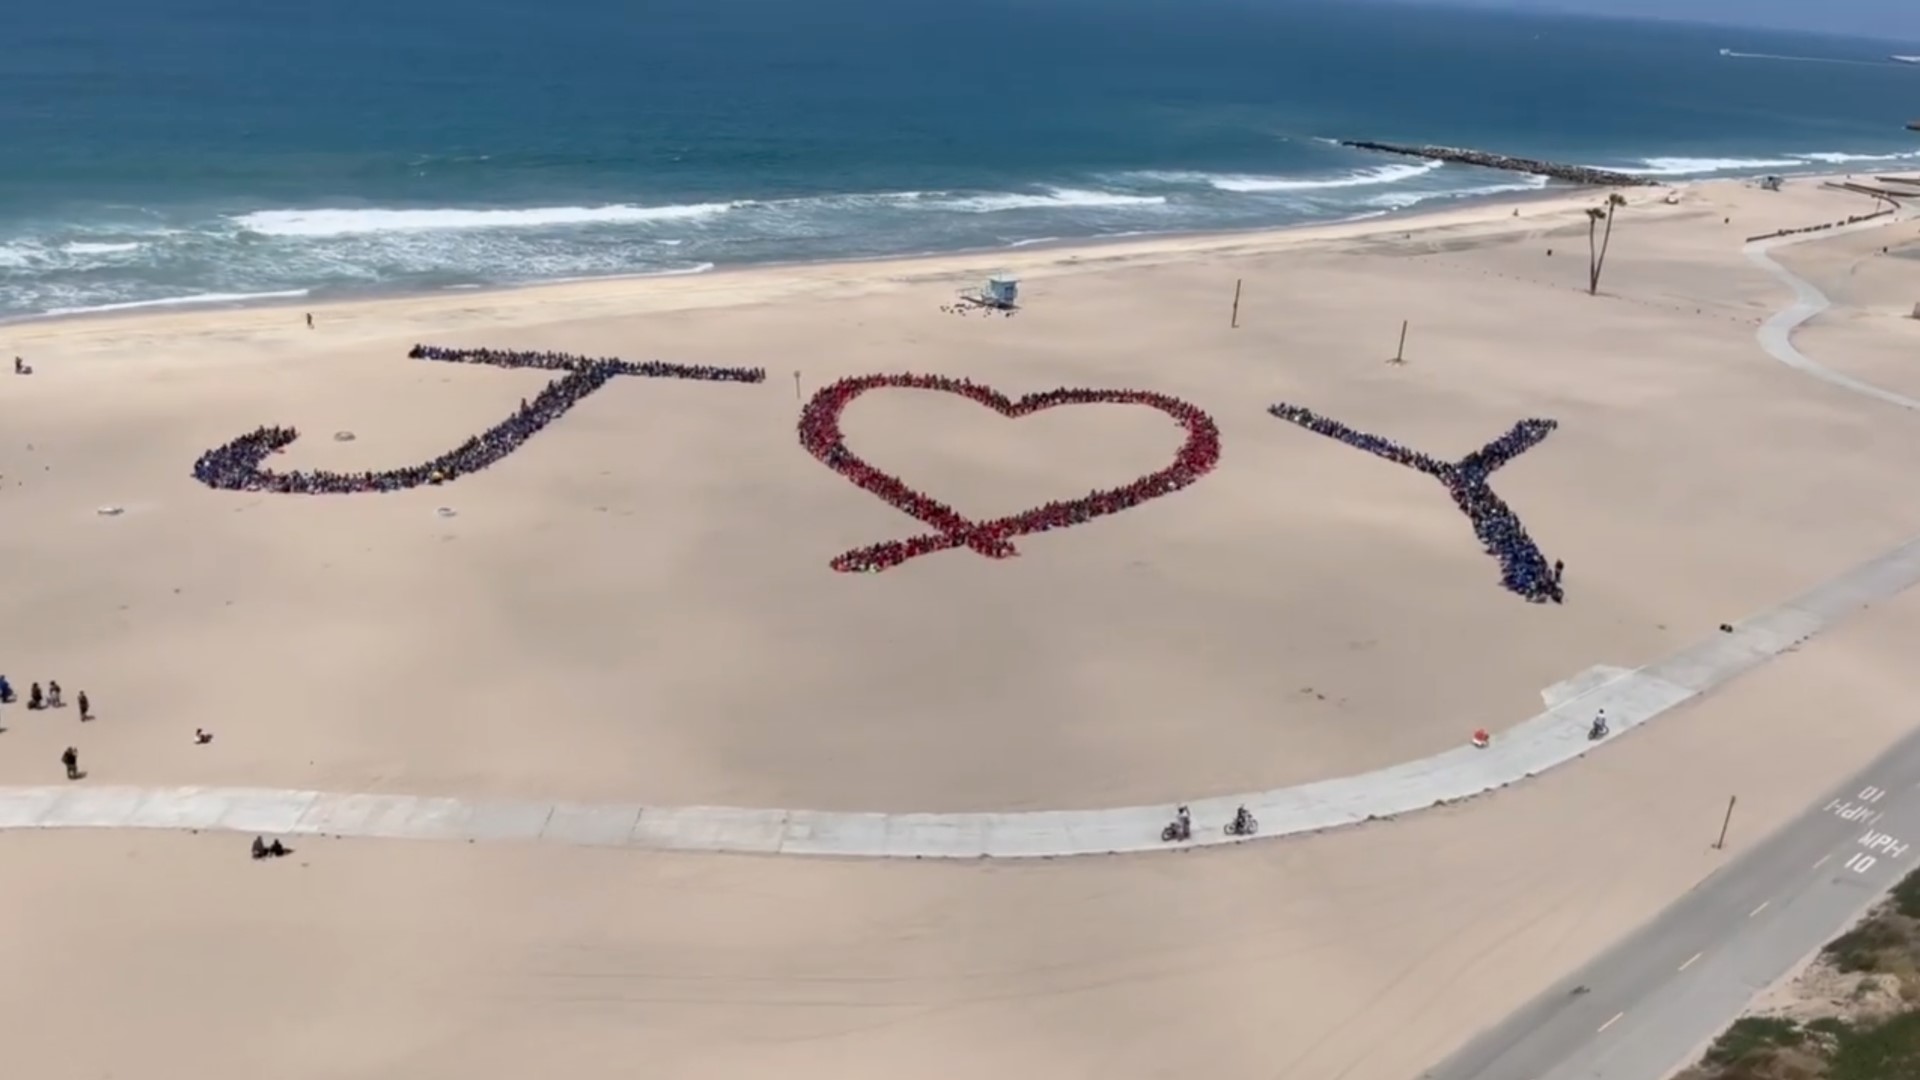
[541,263,717,286]
[1364,174,1549,210]
[39,288,311,318]
[816,190,942,208]
[62,241,143,255]
[1616,150,1920,176]
[1110,170,1208,185]
[1793,149,1920,164]
[1624,156,1808,175]
[1,239,152,267]
[1194,161,1444,193]
[0,243,43,268]
[932,187,1167,213]
[18,141,1919,322]
[231,202,739,238]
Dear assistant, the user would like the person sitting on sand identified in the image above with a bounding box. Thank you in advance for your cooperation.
[194,727,213,744]
[28,682,43,710]
[13,356,28,375]
[251,836,290,859]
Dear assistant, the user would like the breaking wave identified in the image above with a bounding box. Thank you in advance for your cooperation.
[1617,149,1920,176]
[1363,174,1550,210]
[929,188,1168,212]
[232,203,740,237]
[1120,161,1443,193]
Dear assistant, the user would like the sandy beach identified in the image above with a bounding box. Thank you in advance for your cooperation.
[4,174,1920,1078]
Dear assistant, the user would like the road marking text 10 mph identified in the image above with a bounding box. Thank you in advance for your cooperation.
[1825,786,1907,875]
[1825,785,1890,823]
[1846,831,1910,875]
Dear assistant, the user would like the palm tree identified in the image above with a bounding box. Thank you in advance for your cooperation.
[1586,193,1628,295]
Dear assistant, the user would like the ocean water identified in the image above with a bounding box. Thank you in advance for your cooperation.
[3,0,1919,321]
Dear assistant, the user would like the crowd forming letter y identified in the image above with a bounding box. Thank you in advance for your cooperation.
[1267,404,1563,603]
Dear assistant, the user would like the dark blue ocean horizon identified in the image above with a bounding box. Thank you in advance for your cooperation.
[3,0,1918,320]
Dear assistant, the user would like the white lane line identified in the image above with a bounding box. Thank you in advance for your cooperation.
[1598,1011,1625,1034]
[1679,952,1703,972]
[1813,854,1832,870]
[1750,901,1771,918]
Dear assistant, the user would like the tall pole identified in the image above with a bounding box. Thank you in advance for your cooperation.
[1230,279,1242,329]
[1714,795,1737,850]
[793,371,802,400]
[1395,320,1409,363]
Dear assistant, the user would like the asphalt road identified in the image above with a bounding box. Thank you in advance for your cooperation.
[1420,722,1920,1080]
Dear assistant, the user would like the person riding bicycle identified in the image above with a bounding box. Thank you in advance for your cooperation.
[1232,805,1253,834]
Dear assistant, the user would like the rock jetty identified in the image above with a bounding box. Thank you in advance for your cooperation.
[1339,141,1658,187]
[1745,205,1895,244]
[1824,180,1909,200]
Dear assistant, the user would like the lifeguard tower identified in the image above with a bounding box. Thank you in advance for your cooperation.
[952,274,1021,313]
[984,276,1019,308]
[960,274,1021,309]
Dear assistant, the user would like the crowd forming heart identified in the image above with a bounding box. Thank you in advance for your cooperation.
[796,373,1222,573]
[190,346,1563,602]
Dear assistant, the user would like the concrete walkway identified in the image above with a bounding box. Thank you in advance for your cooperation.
[1745,213,1920,411]
[3,218,1917,859]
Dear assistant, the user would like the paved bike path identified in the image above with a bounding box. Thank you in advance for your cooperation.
[1417,204,1920,1079]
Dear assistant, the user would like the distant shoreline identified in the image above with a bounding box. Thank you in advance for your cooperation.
[4,159,1909,329]
[0,176,1604,334]
[7,169,1907,347]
